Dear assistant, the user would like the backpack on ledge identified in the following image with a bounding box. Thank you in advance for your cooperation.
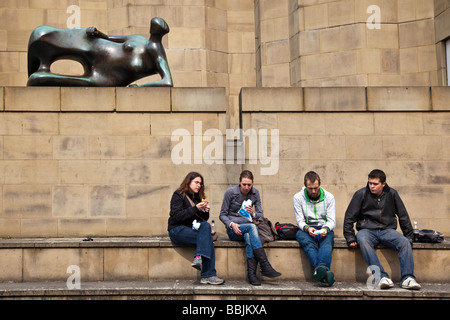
[275,222,299,240]
[417,229,444,243]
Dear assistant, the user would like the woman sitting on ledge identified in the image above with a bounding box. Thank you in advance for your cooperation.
[219,170,281,286]
[168,171,224,285]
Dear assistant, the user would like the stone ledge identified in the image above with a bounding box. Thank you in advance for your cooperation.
[0,280,449,300]
[304,87,366,112]
[1,87,227,113]
[367,87,431,111]
[2,86,450,113]
[240,86,450,112]
[4,87,60,111]
[240,87,303,112]
[431,87,450,110]
[0,237,448,250]
[172,87,227,112]
[116,87,171,112]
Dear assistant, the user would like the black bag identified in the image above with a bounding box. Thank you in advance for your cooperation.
[417,229,444,243]
[275,222,299,240]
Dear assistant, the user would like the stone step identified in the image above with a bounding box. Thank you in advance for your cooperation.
[0,280,449,300]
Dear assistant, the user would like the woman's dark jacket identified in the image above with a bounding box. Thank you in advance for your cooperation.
[168,190,209,231]
[343,183,414,245]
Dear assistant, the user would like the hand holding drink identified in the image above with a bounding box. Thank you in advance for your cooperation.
[238,200,253,221]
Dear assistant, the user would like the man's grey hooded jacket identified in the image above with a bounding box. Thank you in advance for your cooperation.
[293,186,336,233]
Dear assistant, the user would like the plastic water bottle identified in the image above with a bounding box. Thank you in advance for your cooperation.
[413,221,419,242]
[211,219,217,237]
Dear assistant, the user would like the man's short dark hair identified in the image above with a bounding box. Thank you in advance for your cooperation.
[368,169,386,183]
[304,171,321,186]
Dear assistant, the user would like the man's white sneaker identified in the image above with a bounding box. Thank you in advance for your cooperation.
[401,277,421,290]
[379,277,394,289]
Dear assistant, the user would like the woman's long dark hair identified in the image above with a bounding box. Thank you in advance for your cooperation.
[177,171,205,199]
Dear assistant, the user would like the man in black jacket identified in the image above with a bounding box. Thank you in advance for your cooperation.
[343,169,421,290]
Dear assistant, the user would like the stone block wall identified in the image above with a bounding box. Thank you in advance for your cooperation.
[240,86,450,237]
[0,86,449,238]
[0,86,238,238]
[287,0,448,87]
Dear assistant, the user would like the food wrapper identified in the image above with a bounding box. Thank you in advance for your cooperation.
[238,199,253,222]
[314,229,326,236]
[192,219,201,230]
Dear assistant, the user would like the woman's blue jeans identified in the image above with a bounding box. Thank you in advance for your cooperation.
[356,228,415,282]
[296,229,334,270]
[169,222,217,278]
[227,223,262,259]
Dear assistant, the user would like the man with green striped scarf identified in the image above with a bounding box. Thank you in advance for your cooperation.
[293,171,336,286]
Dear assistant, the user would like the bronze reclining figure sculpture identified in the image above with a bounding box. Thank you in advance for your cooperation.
[27,17,173,87]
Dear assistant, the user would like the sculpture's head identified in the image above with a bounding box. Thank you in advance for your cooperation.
[150,17,169,37]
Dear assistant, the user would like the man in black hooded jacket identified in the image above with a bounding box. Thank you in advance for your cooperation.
[343,169,421,290]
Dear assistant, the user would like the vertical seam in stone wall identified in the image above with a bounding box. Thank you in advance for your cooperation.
[147,248,150,281]
[365,87,368,111]
[102,248,105,281]
[114,87,117,113]
[58,87,62,112]
[429,86,433,111]
[301,87,305,112]
[21,248,24,282]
